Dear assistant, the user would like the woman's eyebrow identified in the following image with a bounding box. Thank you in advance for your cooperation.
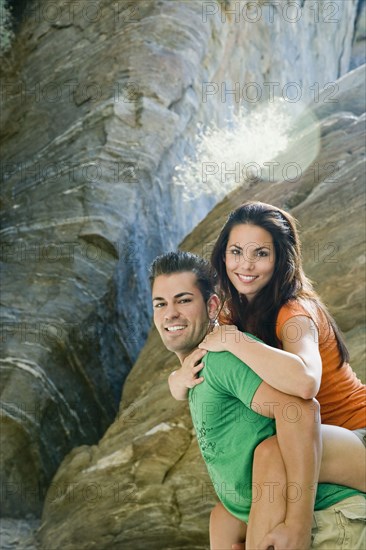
[254,245,271,250]
[227,243,271,250]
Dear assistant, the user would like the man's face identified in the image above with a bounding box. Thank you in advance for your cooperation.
[152,271,212,361]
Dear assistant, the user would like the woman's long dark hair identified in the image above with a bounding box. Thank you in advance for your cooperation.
[211,201,349,365]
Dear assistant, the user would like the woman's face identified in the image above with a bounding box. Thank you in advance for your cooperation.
[224,223,276,302]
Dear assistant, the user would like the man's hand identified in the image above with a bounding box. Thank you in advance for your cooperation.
[258,521,311,550]
[198,325,240,353]
[168,348,207,400]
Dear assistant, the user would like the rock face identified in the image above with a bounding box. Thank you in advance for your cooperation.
[37,65,365,549]
[0,0,360,518]
[351,0,366,69]
[0,518,39,550]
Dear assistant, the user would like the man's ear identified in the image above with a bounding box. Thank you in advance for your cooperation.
[207,294,220,322]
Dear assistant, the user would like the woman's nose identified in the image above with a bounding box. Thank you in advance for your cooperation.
[240,254,255,270]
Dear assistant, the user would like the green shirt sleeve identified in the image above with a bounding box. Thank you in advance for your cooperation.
[203,349,263,409]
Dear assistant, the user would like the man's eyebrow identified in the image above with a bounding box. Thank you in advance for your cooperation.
[174,292,194,298]
[152,291,194,302]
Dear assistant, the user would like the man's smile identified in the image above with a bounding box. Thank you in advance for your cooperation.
[165,325,187,332]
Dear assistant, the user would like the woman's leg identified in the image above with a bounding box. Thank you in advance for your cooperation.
[319,425,366,491]
[209,501,247,550]
[247,425,366,548]
[246,436,287,549]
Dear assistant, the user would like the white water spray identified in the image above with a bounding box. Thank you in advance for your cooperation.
[173,99,320,201]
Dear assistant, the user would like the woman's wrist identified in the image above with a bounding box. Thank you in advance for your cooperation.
[168,369,185,399]
[227,332,248,357]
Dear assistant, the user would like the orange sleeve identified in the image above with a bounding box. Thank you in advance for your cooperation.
[275,300,315,341]
[276,301,365,430]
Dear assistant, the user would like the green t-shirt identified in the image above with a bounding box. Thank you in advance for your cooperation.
[188,350,363,522]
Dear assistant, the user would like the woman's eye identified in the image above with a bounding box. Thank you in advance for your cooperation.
[257,250,269,257]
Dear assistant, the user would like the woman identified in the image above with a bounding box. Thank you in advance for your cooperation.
[203,201,365,547]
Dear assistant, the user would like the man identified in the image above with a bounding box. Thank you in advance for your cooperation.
[150,251,365,549]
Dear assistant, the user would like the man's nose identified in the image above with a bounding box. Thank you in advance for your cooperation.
[164,303,180,320]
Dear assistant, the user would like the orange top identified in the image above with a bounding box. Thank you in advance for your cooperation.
[276,300,366,430]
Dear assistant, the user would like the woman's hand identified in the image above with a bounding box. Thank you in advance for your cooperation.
[179,348,207,388]
[198,325,240,353]
[168,348,207,400]
[258,521,310,550]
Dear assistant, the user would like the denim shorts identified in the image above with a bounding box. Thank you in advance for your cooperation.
[311,495,366,549]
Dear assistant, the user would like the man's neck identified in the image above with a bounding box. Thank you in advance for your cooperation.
[176,352,187,365]
[176,348,196,365]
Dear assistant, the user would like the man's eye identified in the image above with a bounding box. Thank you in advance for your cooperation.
[154,303,165,308]
[179,299,191,304]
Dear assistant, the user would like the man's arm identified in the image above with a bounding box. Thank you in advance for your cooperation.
[250,382,322,549]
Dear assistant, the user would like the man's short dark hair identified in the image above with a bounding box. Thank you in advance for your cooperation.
[149,251,215,304]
